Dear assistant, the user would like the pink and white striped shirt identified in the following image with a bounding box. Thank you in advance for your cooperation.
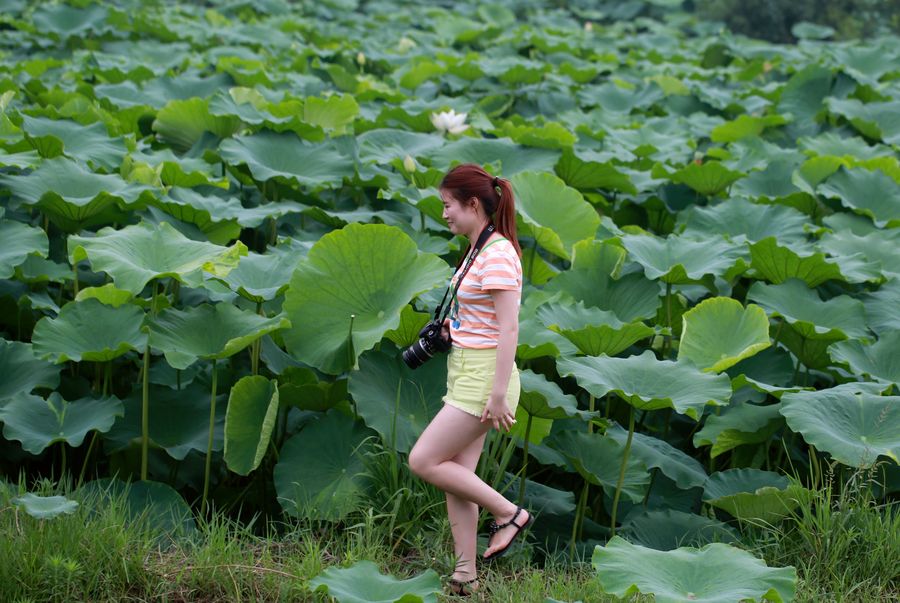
[448,234,522,349]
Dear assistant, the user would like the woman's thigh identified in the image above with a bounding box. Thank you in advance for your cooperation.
[409,403,491,469]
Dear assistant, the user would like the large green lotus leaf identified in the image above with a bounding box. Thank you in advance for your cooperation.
[825,98,900,146]
[537,300,654,356]
[0,392,122,454]
[302,93,359,132]
[74,283,135,307]
[0,340,60,403]
[554,148,637,193]
[652,161,745,196]
[31,298,147,363]
[0,149,42,169]
[779,384,900,467]
[703,468,804,524]
[604,118,693,164]
[0,219,48,279]
[498,472,576,516]
[592,535,797,603]
[152,97,243,152]
[545,239,660,322]
[68,221,248,295]
[862,278,900,336]
[0,157,155,232]
[817,228,900,281]
[678,297,771,373]
[148,303,290,370]
[148,187,242,245]
[20,114,127,170]
[746,279,868,340]
[694,401,784,458]
[776,64,833,139]
[798,131,891,161]
[31,2,110,38]
[727,347,806,399]
[516,314,579,360]
[828,331,900,386]
[211,249,299,302]
[619,233,748,284]
[309,560,441,603]
[427,136,561,175]
[621,508,739,551]
[224,376,279,476]
[106,381,224,461]
[348,347,446,454]
[356,128,445,163]
[748,237,854,287]
[710,114,788,143]
[382,305,431,348]
[12,493,79,520]
[511,171,600,260]
[76,478,195,536]
[605,422,706,490]
[558,350,732,420]
[837,43,900,85]
[548,430,650,503]
[218,130,354,189]
[282,223,447,375]
[519,369,588,420]
[273,409,374,520]
[675,198,809,245]
[817,167,900,228]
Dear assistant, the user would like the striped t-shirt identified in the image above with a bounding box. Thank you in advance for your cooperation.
[448,233,523,349]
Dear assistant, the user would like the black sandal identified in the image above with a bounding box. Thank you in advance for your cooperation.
[483,505,534,561]
[447,576,479,597]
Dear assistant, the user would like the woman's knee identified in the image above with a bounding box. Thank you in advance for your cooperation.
[407,444,431,478]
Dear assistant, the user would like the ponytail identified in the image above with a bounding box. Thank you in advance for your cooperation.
[440,163,522,261]
[492,177,522,259]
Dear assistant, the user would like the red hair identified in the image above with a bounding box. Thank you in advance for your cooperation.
[439,163,522,265]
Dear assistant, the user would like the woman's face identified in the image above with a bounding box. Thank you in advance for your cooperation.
[440,189,480,235]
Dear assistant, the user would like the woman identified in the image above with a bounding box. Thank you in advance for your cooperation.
[408,163,534,597]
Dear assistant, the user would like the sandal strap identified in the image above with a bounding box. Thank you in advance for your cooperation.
[449,577,478,585]
[488,506,523,534]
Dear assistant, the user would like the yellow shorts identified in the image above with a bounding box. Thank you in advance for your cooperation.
[442,345,521,418]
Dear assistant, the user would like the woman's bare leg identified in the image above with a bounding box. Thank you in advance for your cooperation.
[409,404,527,562]
[409,404,515,515]
[445,429,487,583]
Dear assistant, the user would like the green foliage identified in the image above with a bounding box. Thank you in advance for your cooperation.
[0,1,897,599]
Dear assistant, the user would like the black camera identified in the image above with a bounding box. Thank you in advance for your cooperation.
[402,319,452,369]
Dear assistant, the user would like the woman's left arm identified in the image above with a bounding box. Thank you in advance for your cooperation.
[489,288,519,397]
[481,288,519,430]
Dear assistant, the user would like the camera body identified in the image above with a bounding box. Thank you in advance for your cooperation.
[402,319,452,369]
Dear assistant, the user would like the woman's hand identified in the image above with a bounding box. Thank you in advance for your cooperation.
[441,318,451,342]
[481,392,516,432]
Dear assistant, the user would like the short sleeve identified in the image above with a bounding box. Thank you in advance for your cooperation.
[480,246,521,291]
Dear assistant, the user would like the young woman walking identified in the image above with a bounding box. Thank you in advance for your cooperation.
[408,163,534,597]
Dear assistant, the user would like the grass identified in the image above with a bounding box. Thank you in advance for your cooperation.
[740,456,900,603]
[1,448,896,602]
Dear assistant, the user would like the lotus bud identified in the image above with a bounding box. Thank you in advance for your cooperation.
[403,154,416,173]
[398,37,416,52]
[584,21,593,32]
[692,151,704,165]
[356,52,366,66]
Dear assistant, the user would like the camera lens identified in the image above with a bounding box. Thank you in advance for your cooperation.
[402,337,435,369]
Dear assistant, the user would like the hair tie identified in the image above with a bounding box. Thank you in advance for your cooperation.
[492,176,501,196]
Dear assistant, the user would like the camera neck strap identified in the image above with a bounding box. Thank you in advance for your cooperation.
[434,222,495,323]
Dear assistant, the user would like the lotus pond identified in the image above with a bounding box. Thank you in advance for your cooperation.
[0,0,898,601]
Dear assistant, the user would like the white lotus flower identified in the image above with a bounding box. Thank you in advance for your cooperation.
[430,109,469,135]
